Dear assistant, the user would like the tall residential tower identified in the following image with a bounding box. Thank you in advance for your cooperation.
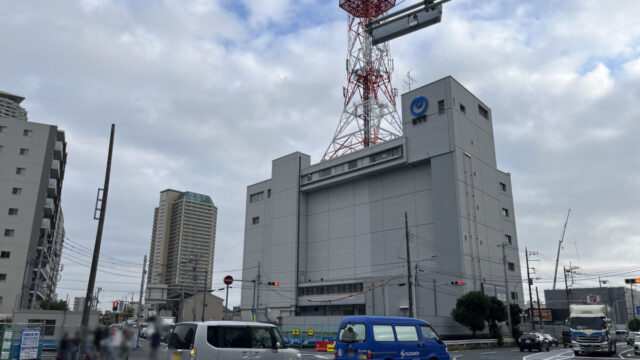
[147,190,217,296]
[0,90,67,314]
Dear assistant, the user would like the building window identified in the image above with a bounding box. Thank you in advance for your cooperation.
[16,167,25,175]
[438,100,445,114]
[19,148,29,156]
[0,144,3,153]
[0,251,9,258]
[252,216,260,225]
[0,274,6,281]
[267,189,271,198]
[8,208,18,215]
[511,291,518,300]
[508,262,515,271]
[347,160,358,170]
[501,208,509,217]
[23,129,33,136]
[0,125,7,133]
[12,187,22,195]
[499,182,507,192]
[478,104,489,119]
[4,229,14,237]
[249,191,264,203]
[459,104,466,113]
[320,168,332,178]
[505,234,512,245]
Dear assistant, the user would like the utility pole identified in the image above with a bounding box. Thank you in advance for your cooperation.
[525,247,535,331]
[413,263,419,318]
[499,243,513,335]
[552,209,570,290]
[405,212,413,318]
[179,286,185,322]
[79,124,115,360]
[432,278,437,316]
[192,257,198,322]
[251,279,257,322]
[563,266,570,307]
[631,282,637,320]
[201,266,208,322]
[535,287,544,331]
[255,262,262,322]
[137,256,147,324]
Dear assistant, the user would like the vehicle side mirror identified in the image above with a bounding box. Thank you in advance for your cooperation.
[274,342,281,350]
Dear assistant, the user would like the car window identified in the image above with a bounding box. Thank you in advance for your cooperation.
[338,323,366,343]
[373,325,395,342]
[250,327,273,348]
[207,326,251,348]
[271,328,286,348]
[420,325,440,340]
[395,326,418,341]
[168,324,196,349]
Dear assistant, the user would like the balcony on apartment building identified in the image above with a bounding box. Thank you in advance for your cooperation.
[44,198,55,217]
[50,160,60,178]
[54,141,63,160]
[47,179,57,197]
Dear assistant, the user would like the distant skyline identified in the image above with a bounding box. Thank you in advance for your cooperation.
[1,0,639,310]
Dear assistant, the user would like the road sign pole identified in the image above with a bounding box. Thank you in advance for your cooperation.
[223,275,233,320]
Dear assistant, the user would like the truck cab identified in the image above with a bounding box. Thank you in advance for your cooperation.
[568,304,616,356]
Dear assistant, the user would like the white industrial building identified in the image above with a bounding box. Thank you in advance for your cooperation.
[240,77,524,334]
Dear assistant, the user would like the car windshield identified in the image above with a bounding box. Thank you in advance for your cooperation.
[338,323,366,343]
[569,317,606,330]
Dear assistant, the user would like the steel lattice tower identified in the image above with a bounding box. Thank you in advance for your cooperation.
[323,0,402,160]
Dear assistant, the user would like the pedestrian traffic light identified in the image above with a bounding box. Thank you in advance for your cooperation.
[625,278,640,284]
[267,282,279,286]
[451,281,463,286]
[112,301,118,312]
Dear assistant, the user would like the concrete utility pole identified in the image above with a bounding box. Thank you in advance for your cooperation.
[552,209,570,290]
[201,266,208,322]
[179,286,185,322]
[535,287,544,331]
[405,212,413,318]
[499,243,513,335]
[251,279,257,322]
[432,279,438,316]
[192,257,198,322]
[137,255,147,324]
[255,262,262,322]
[525,247,535,331]
[79,124,115,359]
[564,266,570,307]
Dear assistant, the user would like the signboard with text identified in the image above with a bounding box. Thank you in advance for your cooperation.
[1,328,13,360]
[18,329,40,360]
[527,309,553,322]
[586,295,601,304]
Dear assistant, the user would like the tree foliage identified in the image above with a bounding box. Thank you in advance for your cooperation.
[40,299,69,311]
[509,303,523,339]
[450,291,490,336]
[629,318,640,332]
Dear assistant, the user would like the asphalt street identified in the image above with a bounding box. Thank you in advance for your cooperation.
[132,339,639,360]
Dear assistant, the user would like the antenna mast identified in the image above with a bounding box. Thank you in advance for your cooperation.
[552,209,571,290]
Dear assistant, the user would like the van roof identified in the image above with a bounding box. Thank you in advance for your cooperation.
[339,316,430,326]
[176,321,276,327]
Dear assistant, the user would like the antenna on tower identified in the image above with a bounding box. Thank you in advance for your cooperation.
[404,70,416,92]
[323,0,450,160]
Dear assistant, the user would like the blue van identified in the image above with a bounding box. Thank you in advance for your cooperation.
[335,316,449,360]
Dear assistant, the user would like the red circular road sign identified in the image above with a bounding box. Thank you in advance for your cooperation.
[224,275,234,285]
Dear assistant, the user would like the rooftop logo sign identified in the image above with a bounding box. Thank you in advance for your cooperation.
[410,96,428,116]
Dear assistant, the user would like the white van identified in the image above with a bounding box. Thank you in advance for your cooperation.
[166,321,301,360]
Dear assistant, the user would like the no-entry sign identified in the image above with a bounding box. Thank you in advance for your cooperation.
[224,275,233,285]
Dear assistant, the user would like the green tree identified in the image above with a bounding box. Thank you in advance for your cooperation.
[451,291,490,337]
[39,299,69,311]
[629,318,640,332]
[509,303,523,340]
[486,297,507,345]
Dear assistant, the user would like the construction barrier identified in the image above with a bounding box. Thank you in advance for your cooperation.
[327,342,335,352]
[315,341,336,352]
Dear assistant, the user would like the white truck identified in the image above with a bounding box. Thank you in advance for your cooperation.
[568,304,616,356]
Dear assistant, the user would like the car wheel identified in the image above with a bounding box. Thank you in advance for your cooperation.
[520,348,524,352]
[546,345,550,352]
[574,351,580,356]
[528,348,532,352]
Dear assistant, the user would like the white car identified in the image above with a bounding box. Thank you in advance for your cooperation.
[635,336,640,355]
[166,321,302,360]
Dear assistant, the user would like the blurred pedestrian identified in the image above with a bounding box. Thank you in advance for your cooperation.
[72,331,81,360]
[149,327,161,360]
[58,333,73,360]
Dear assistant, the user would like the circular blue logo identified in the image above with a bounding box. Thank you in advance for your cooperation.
[410,96,428,116]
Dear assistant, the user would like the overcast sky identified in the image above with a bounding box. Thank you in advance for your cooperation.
[2,0,640,310]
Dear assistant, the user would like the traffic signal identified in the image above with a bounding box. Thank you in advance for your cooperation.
[451,281,464,286]
[267,282,279,286]
[112,301,119,312]
[625,278,640,284]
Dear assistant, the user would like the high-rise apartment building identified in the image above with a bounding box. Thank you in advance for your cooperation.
[147,190,217,296]
[73,296,86,312]
[0,91,66,314]
[240,77,524,334]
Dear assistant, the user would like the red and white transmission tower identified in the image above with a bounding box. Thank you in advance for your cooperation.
[323,0,401,160]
